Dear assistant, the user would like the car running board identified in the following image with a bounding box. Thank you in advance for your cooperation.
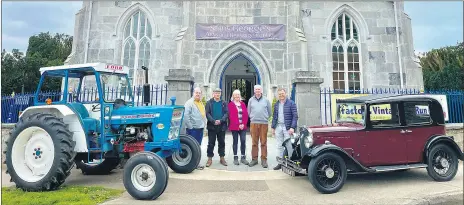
[371,164,428,172]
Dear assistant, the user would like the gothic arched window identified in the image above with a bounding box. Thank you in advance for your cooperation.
[121,10,152,86]
[331,13,361,92]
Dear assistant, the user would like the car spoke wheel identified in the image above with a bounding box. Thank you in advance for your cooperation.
[315,159,342,188]
[426,143,459,182]
[308,152,347,194]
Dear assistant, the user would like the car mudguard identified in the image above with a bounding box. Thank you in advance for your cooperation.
[424,135,464,161]
[306,143,375,173]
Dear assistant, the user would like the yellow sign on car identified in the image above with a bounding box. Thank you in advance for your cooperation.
[331,94,392,123]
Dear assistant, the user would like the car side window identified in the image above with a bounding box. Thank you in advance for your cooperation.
[404,102,432,125]
[369,103,401,128]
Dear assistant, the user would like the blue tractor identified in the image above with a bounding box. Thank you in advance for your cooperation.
[5,63,201,200]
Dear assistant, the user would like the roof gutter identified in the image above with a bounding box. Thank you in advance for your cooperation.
[84,1,93,63]
[393,1,404,89]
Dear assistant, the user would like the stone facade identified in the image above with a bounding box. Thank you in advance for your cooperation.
[67,1,424,125]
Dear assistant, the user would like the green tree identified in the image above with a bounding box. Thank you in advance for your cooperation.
[419,42,464,90]
[1,32,73,94]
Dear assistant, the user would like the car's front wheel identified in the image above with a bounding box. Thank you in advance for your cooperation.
[426,143,459,181]
[308,152,347,194]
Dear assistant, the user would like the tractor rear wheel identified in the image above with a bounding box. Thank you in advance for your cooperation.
[75,157,120,175]
[5,113,76,191]
[166,135,201,174]
[123,151,168,200]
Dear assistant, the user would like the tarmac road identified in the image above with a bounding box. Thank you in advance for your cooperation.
[2,164,463,204]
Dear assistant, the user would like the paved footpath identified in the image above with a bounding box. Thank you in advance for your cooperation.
[2,133,463,204]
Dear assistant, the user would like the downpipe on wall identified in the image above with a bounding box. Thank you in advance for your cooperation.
[394,1,404,89]
[84,1,93,64]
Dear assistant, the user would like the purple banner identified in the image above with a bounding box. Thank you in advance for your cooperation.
[195,23,286,41]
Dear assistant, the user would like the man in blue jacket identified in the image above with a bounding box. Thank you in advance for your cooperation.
[271,88,298,170]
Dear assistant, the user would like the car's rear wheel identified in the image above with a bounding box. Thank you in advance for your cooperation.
[308,152,347,194]
[426,143,459,181]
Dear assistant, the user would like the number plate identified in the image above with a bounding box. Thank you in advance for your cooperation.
[281,166,295,177]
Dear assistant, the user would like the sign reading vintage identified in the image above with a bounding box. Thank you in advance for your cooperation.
[195,23,286,41]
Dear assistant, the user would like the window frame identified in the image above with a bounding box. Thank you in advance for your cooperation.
[367,102,403,129]
[330,13,363,93]
[402,101,433,127]
[120,10,152,88]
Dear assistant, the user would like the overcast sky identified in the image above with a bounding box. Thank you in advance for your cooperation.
[2,1,463,54]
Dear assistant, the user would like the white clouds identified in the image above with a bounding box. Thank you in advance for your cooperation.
[405,1,463,52]
[2,34,29,52]
[3,20,28,30]
[2,1,83,52]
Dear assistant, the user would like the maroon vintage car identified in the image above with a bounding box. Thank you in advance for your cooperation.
[276,94,464,194]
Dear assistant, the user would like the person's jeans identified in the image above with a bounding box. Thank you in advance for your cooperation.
[232,130,247,157]
[207,126,225,158]
[186,128,204,145]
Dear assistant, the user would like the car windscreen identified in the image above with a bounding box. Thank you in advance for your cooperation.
[336,103,366,124]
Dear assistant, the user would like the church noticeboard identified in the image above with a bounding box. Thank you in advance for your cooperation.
[195,23,286,41]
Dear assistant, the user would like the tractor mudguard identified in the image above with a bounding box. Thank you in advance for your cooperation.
[19,105,88,152]
[424,135,464,161]
[306,143,375,173]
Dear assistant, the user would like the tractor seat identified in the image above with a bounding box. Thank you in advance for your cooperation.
[68,103,100,133]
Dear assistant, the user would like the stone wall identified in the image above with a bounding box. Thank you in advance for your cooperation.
[66,1,423,95]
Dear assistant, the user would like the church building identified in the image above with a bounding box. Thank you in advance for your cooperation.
[66,1,423,124]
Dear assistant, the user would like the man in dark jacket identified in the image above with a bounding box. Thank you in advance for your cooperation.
[205,88,229,167]
[271,88,298,170]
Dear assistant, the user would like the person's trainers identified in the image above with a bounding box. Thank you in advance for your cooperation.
[233,156,239,165]
[261,159,268,168]
[273,164,281,170]
[240,156,249,165]
[248,159,258,167]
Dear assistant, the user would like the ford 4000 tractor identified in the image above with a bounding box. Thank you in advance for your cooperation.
[4,63,201,200]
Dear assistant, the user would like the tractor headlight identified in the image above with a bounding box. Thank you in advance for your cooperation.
[304,130,313,148]
[168,121,181,140]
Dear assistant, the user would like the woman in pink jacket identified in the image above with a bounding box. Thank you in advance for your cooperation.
[228,89,249,165]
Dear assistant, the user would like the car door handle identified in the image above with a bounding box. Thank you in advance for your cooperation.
[401,129,412,134]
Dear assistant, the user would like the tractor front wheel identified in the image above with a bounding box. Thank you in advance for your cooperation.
[166,135,201,174]
[123,151,168,200]
[5,113,76,191]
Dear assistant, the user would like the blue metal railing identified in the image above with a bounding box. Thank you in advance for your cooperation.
[1,84,169,123]
[320,88,464,124]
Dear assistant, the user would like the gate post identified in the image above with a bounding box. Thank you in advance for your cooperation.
[164,69,195,106]
[292,71,324,126]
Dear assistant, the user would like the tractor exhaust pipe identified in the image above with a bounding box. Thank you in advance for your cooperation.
[141,66,150,106]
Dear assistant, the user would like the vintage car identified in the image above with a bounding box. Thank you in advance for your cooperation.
[276,94,464,194]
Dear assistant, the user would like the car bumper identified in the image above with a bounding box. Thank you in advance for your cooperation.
[276,156,307,176]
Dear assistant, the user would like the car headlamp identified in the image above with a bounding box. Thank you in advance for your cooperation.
[304,129,313,148]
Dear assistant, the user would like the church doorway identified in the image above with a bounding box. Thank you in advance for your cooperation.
[220,54,260,107]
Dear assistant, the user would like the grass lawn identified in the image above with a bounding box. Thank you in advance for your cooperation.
[2,185,124,205]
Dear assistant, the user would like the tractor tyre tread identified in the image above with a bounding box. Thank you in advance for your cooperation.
[6,113,76,191]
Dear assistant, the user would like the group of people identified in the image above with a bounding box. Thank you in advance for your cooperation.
[183,84,298,170]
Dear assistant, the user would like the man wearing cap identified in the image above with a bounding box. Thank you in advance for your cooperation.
[205,88,229,167]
